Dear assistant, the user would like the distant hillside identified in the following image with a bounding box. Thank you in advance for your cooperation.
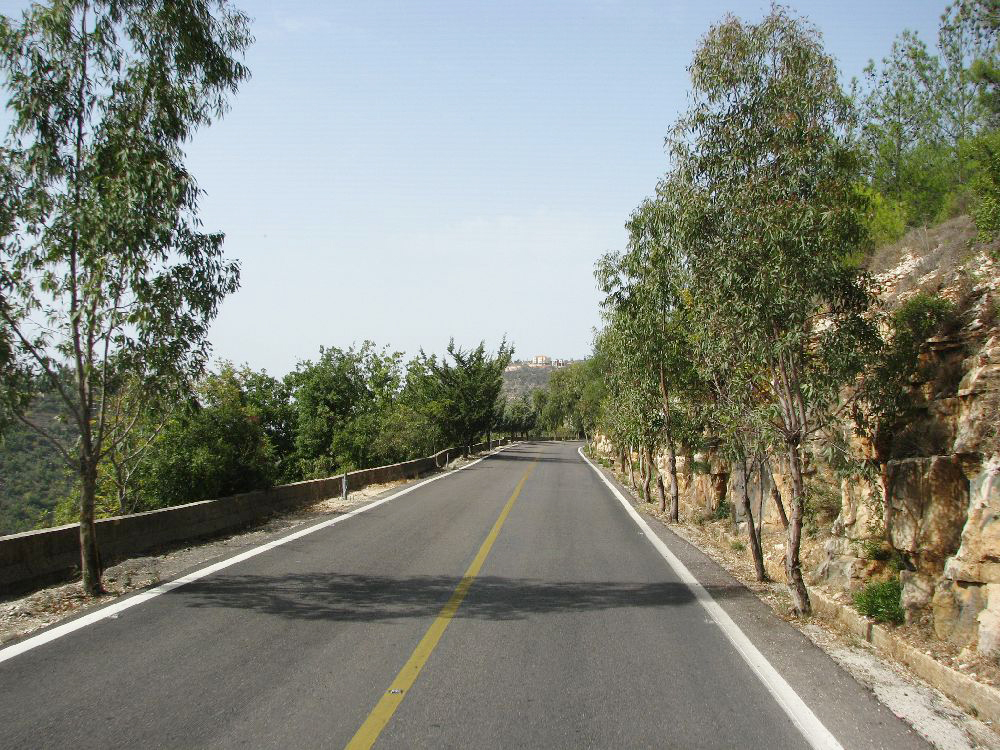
[502,365,553,400]
[0,391,76,535]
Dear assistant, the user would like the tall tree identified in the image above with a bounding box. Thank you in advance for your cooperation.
[414,339,513,450]
[0,0,251,595]
[288,342,403,477]
[671,8,879,614]
[861,31,942,201]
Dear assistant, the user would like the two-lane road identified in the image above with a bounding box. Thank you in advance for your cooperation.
[0,441,928,748]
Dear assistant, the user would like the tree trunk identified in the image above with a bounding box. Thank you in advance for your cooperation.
[79,461,103,597]
[667,440,680,523]
[637,447,646,500]
[641,445,653,502]
[619,449,626,475]
[784,442,811,616]
[880,460,895,540]
[738,459,767,582]
[626,445,636,490]
[766,459,789,530]
[658,364,681,524]
[656,472,666,513]
[756,470,765,545]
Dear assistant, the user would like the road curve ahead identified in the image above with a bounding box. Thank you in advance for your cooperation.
[0,441,928,749]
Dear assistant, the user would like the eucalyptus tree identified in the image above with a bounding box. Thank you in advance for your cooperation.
[690,300,775,582]
[593,300,663,503]
[598,188,702,520]
[541,360,603,440]
[671,8,879,614]
[0,0,251,595]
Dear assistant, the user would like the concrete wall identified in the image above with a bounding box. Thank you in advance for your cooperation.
[0,439,510,596]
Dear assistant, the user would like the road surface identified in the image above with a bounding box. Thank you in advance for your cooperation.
[0,441,928,748]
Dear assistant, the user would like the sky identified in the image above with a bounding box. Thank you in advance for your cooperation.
[2,0,950,376]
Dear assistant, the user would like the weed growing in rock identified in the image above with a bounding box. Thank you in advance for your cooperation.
[714,499,732,522]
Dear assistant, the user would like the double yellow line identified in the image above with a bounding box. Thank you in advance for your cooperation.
[345,460,537,749]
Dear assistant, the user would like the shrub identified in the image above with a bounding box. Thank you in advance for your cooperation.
[714,498,732,521]
[804,478,842,535]
[854,578,905,624]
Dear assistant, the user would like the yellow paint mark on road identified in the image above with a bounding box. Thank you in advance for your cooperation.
[344,461,537,750]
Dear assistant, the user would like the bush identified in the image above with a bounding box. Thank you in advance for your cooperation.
[853,578,905,624]
[804,477,842,535]
[714,498,732,521]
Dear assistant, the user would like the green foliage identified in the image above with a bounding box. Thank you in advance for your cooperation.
[500,394,536,437]
[538,359,604,438]
[971,129,1000,246]
[853,578,905,624]
[803,477,843,536]
[859,186,908,252]
[858,0,998,230]
[854,292,954,465]
[411,339,512,450]
[0,0,251,591]
[0,389,76,534]
[713,499,732,522]
[287,342,405,478]
[138,366,281,509]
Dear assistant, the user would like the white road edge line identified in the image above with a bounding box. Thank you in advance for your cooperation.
[577,446,842,750]
[0,444,513,665]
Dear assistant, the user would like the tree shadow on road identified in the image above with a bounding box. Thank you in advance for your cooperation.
[177,572,746,623]
[485,450,581,464]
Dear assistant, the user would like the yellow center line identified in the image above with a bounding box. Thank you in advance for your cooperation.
[344,460,538,750]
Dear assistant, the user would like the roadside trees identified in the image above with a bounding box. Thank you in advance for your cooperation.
[0,0,250,595]
[594,315,663,503]
[412,339,513,450]
[288,343,404,477]
[671,8,879,614]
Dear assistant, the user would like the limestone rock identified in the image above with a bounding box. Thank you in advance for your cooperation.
[889,455,968,573]
[957,335,1000,400]
[978,583,1000,658]
[900,571,935,624]
[933,579,986,648]
[833,478,878,540]
[815,536,887,591]
[945,456,1000,584]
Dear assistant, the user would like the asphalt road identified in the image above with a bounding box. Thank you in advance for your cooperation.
[0,441,930,749]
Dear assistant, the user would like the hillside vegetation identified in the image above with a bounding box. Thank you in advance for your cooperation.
[0,391,76,534]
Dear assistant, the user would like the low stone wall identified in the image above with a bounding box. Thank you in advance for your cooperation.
[0,439,510,596]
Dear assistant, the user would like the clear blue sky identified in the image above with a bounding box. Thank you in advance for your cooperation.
[2,1,949,375]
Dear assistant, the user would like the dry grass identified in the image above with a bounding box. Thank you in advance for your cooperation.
[869,216,1000,320]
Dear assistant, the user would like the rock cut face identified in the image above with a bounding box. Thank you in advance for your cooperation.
[889,455,969,574]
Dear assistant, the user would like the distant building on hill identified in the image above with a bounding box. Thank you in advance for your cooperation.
[530,355,552,367]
